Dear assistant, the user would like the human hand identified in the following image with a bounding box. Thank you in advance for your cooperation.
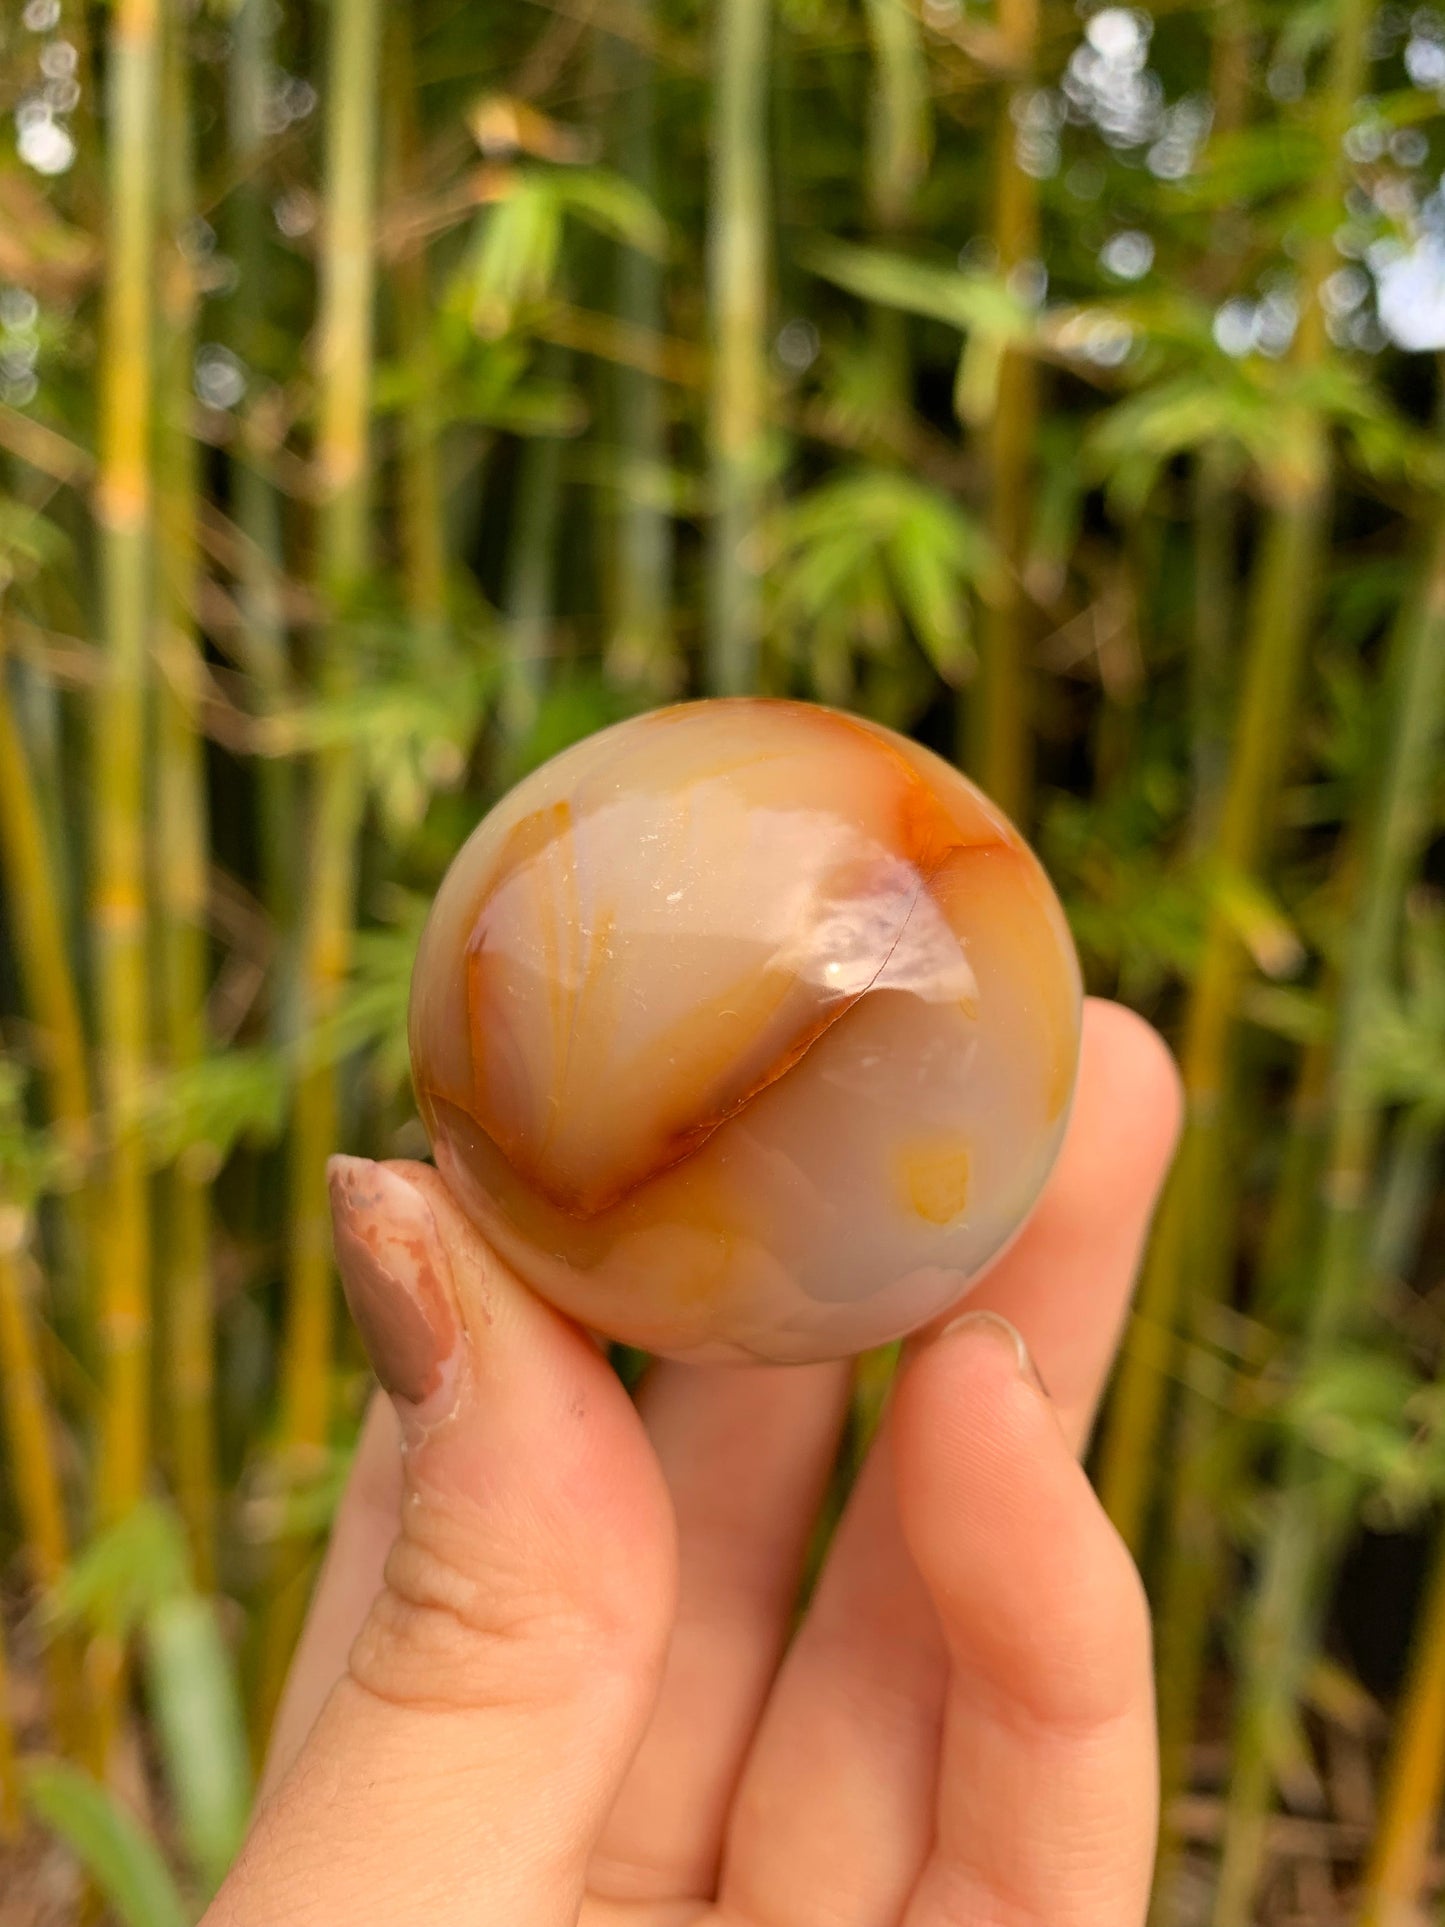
[208,997,1181,1927]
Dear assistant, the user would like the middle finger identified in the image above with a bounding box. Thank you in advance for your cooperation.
[587,1355,851,1905]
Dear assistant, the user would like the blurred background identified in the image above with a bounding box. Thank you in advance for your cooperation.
[0,0,1443,1920]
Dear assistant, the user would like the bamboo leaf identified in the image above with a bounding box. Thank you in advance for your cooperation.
[804,238,1030,340]
[22,1761,190,1927]
[145,1595,251,1893]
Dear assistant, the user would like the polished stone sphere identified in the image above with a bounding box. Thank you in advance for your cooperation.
[409,698,1081,1362]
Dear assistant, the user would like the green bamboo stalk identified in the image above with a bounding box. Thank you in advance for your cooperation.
[1189,435,1239,847]
[386,9,449,669]
[92,0,160,1545]
[706,0,771,695]
[862,0,928,424]
[1152,974,1338,1893]
[228,0,299,949]
[1098,487,1331,1549]
[1255,1021,1336,1317]
[0,1216,84,1756]
[1214,497,1445,1925]
[1368,1104,1439,1290]
[604,20,674,693]
[257,0,385,1737]
[502,387,568,746]
[966,0,1040,822]
[1098,0,1373,1553]
[156,0,217,1592]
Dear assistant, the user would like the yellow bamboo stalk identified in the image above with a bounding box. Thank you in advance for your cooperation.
[0,633,90,1173]
[92,0,160,1547]
[0,1214,84,1754]
[256,0,385,1737]
[156,0,217,1591]
[967,0,1039,822]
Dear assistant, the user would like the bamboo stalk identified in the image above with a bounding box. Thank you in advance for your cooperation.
[862,0,929,425]
[1098,486,1330,1549]
[1255,1021,1336,1317]
[705,0,771,696]
[257,0,385,1737]
[0,628,91,1180]
[1098,0,1372,1555]
[1217,449,1442,1927]
[1359,1512,1445,1927]
[0,1215,84,1755]
[966,0,1040,822]
[228,0,300,951]
[604,19,674,694]
[386,9,449,670]
[155,0,217,1592]
[1368,1103,1439,1290]
[502,382,568,745]
[1217,499,1445,1925]
[1189,438,1238,846]
[92,0,160,1544]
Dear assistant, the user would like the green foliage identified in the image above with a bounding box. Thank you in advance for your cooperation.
[763,466,996,693]
[22,1761,190,1927]
[144,1596,251,1894]
[47,1503,251,1895]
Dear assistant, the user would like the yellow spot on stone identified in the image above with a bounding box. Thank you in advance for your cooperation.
[895,1136,971,1226]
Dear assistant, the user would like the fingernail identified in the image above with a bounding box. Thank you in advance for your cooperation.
[328,1156,461,1424]
[938,1309,1050,1399]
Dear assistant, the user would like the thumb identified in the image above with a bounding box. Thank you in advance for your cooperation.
[209,1157,677,1927]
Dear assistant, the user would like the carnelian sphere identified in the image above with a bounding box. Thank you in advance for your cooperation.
[409,698,1081,1363]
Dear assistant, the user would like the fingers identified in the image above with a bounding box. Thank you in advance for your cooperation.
[257,1392,402,1804]
[719,1415,946,1927]
[718,998,1176,1925]
[589,1357,850,1902]
[960,997,1183,1451]
[209,1158,676,1927]
[895,1315,1157,1927]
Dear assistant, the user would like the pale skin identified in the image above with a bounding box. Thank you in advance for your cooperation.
[207,998,1182,1927]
